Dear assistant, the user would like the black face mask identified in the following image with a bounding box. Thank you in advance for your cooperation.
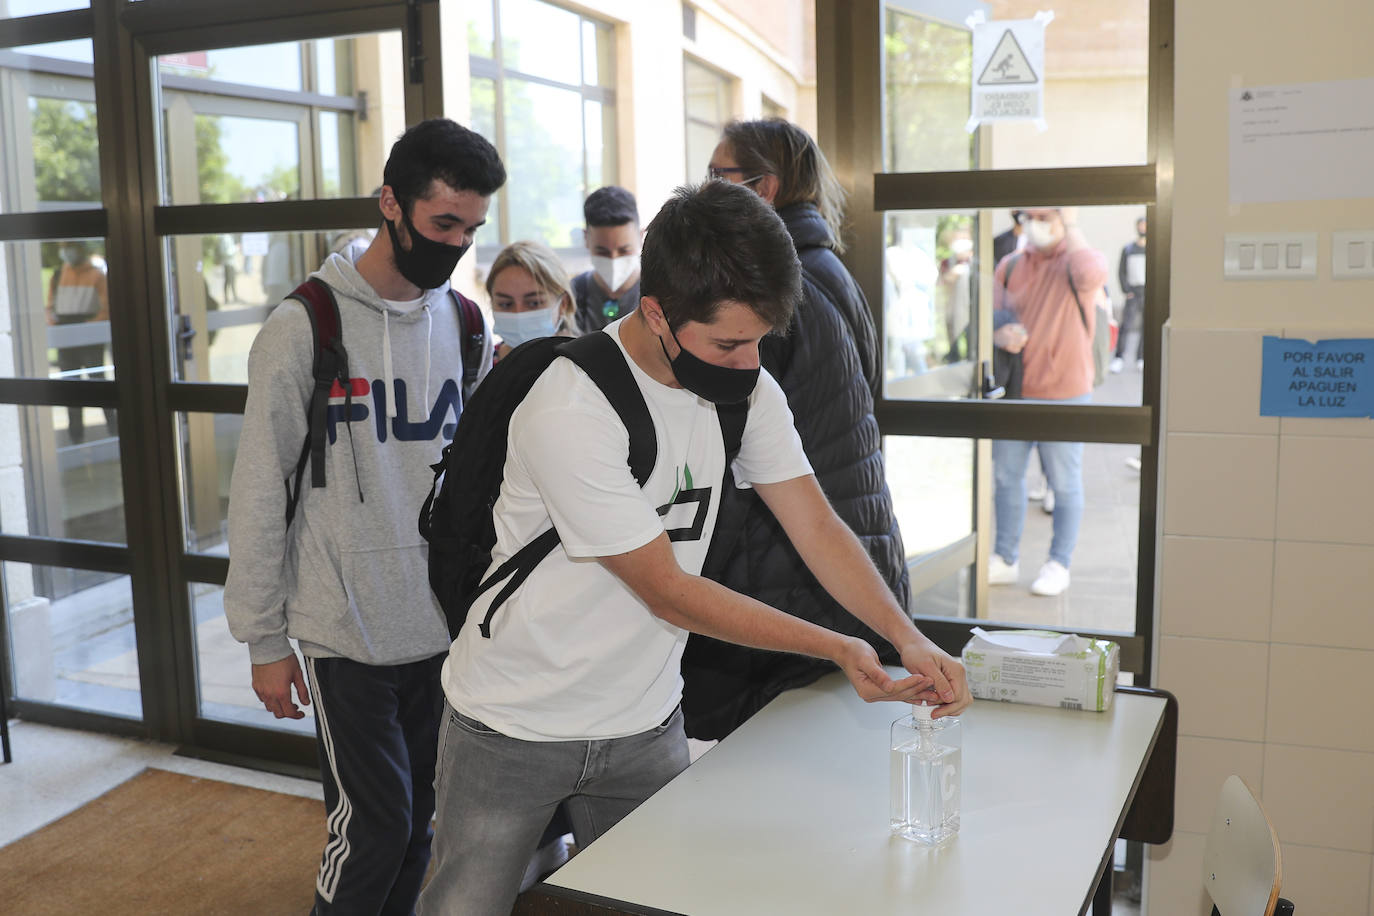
[385,205,469,290]
[659,322,759,405]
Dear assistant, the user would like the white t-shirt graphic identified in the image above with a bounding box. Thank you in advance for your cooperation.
[441,318,812,741]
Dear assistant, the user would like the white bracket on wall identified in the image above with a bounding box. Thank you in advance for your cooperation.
[1332,230,1374,279]
[1223,232,1318,280]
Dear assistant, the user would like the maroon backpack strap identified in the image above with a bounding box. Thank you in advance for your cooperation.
[283,278,352,525]
[449,289,488,399]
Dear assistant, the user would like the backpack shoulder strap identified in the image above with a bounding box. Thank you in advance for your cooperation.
[448,289,488,396]
[284,277,349,525]
[1064,262,1089,332]
[716,401,747,464]
[554,333,656,486]
[471,333,654,638]
[1001,251,1021,289]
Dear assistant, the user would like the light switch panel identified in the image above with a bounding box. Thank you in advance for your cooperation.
[1224,233,1318,279]
[1332,230,1374,279]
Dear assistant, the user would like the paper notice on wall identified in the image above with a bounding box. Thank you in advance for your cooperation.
[966,11,1053,133]
[1260,336,1374,418]
[1230,78,1374,204]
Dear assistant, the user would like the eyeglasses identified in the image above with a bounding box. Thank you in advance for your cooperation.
[707,165,749,180]
[707,166,765,187]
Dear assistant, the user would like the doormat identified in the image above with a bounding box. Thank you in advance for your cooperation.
[0,767,324,915]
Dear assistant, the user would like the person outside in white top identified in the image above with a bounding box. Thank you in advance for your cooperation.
[416,180,971,915]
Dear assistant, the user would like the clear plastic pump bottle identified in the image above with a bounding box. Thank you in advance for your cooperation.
[890,701,962,845]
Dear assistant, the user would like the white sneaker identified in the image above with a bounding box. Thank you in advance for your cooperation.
[988,554,1019,585]
[1027,475,1047,502]
[1109,357,1124,374]
[1030,561,1071,597]
[1042,489,1055,514]
[520,834,571,891]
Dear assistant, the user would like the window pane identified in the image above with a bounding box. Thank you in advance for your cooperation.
[584,100,612,191]
[166,229,373,384]
[190,582,314,734]
[884,12,973,172]
[4,563,140,718]
[582,19,614,88]
[2,0,88,15]
[319,111,358,198]
[313,38,355,96]
[0,404,124,542]
[684,58,730,181]
[500,0,581,85]
[686,120,720,184]
[985,439,1139,634]
[883,3,1149,173]
[156,33,402,206]
[881,205,1149,406]
[1,237,117,380]
[504,78,587,247]
[684,58,727,122]
[191,113,301,204]
[468,0,495,58]
[159,44,303,93]
[177,412,238,555]
[886,436,974,562]
[0,41,99,213]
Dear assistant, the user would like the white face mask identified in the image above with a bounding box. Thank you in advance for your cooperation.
[1024,219,1060,250]
[493,306,559,348]
[591,253,639,293]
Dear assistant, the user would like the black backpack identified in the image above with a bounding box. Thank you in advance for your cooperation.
[419,331,747,640]
[283,277,487,525]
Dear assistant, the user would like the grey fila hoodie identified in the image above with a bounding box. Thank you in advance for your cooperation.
[224,253,492,667]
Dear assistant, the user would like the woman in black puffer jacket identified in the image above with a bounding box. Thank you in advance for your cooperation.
[681,118,912,740]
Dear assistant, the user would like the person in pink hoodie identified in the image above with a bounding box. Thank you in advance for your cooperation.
[986,206,1108,598]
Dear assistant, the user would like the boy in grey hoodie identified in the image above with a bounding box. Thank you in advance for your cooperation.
[224,119,503,915]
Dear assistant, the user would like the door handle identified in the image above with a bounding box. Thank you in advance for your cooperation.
[178,314,197,362]
[981,360,1005,400]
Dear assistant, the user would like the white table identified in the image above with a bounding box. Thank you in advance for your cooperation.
[529,673,1167,916]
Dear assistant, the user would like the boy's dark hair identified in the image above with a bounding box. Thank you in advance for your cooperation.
[383,119,506,212]
[640,180,800,332]
[583,186,639,228]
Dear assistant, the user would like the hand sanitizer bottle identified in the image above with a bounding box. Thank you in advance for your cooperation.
[890,701,962,845]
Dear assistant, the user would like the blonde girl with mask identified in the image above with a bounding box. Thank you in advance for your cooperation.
[485,240,580,360]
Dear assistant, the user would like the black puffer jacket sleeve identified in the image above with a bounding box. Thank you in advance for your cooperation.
[681,202,911,740]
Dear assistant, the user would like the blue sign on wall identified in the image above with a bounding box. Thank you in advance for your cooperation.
[1260,336,1374,418]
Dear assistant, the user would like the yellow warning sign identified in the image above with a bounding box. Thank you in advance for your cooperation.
[978,29,1038,85]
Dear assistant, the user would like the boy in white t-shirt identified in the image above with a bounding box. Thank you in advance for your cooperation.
[417,181,971,916]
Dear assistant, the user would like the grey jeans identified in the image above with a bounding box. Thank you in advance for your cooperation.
[415,702,689,916]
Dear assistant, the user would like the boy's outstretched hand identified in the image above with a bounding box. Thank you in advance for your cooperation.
[833,636,938,704]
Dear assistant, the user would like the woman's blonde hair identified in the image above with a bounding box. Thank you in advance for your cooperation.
[720,118,849,253]
[485,239,579,336]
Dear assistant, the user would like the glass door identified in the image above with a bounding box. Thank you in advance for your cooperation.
[822,0,1167,677]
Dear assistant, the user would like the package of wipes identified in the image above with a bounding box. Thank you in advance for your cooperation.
[960,628,1120,712]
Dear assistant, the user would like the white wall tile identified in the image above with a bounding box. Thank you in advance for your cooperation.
[1166,327,1280,434]
[1163,434,1278,539]
[1272,541,1374,649]
[1280,844,1371,915]
[1145,831,1210,916]
[1159,536,1273,641]
[1262,744,1374,853]
[1276,436,1374,545]
[1157,636,1269,741]
[1174,736,1265,835]
[1268,645,1374,753]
